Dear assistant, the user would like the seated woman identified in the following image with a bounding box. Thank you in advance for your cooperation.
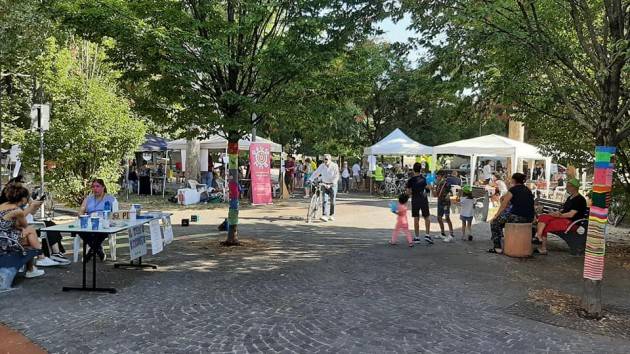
[79,179,118,261]
[0,177,63,267]
[0,184,47,278]
[488,173,535,254]
[534,178,586,254]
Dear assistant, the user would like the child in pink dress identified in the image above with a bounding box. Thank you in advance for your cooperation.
[390,194,413,247]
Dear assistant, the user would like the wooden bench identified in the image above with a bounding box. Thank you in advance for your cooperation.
[535,198,589,255]
[0,249,41,290]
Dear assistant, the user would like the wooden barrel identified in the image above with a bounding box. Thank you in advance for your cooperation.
[504,223,533,257]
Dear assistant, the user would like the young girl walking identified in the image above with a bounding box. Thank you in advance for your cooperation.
[390,193,413,247]
[459,186,475,241]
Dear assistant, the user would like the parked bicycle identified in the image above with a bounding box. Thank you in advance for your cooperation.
[608,194,627,227]
[306,180,326,223]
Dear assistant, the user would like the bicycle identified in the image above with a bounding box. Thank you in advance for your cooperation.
[306,180,325,223]
[608,195,627,227]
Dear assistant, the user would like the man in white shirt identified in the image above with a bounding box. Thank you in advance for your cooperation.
[309,154,340,221]
[352,162,361,191]
[482,161,493,184]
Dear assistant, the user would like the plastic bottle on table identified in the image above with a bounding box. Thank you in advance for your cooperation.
[129,207,137,221]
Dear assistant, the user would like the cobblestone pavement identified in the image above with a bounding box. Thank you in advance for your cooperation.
[1,196,630,353]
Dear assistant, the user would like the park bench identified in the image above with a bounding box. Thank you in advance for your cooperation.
[535,198,589,255]
[0,249,41,291]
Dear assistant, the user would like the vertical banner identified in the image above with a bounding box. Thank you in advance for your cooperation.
[162,215,174,244]
[583,146,616,281]
[149,219,164,255]
[249,142,273,205]
[128,225,147,260]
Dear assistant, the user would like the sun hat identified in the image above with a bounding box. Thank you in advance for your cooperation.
[567,178,581,189]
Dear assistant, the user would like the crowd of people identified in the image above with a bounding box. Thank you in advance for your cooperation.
[0,177,119,281]
[381,163,587,254]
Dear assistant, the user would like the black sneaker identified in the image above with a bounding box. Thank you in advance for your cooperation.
[413,236,422,243]
[51,253,71,265]
[468,235,473,241]
[424,235,434,244]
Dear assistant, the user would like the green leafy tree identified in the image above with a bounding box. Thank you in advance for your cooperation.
[0,0,53,152]
[56,0,388,244]
[263,40,503,157]
[21,38,146,205]
[403,0,630,317]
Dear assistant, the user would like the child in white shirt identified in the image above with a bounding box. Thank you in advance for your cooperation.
[459,186,475,241]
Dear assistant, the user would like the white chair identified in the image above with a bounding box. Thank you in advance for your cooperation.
[188,179,207,193]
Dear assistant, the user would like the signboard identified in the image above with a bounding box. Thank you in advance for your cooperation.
[149,219,163,255]
[162,215,174,244]
[30,104,50,131]
[249,142,273,205]
[128,225,147,260]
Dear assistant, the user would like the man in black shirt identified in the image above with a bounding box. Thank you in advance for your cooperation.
[406,162,433,244]
[534,178,587,254]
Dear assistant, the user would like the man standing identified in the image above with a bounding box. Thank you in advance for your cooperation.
[374,162,385,192]
[482,161,493,184]
[446,170,462,186]
[341,161,351,193]
[285,156,296,195]
[406,162,432,244]
[352,161,361,191]
[310,154,340,221]
[435,170,455,242]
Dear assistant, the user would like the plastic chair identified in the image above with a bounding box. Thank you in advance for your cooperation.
[188,179,207,193]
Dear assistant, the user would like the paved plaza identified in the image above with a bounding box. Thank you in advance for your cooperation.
[1,196,630,353]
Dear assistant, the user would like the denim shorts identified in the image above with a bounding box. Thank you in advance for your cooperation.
[460,215,473,222]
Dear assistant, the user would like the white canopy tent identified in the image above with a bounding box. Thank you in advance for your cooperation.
[432,134,553,195]
[167,134,282,172]
[167,134,282,152]
[363,128,433,156]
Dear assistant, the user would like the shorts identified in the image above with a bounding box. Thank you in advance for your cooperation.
[460,215,473,222]
[437,202,451,218]
[538,214,572,238]
[411,198,430,218]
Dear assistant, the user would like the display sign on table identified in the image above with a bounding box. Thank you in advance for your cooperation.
[128,225,147,260]
[149,219,163,255]
[249,142,273,205]
[162,215,174,244]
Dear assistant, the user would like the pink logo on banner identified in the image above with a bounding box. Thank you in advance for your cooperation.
[249,143,273,205]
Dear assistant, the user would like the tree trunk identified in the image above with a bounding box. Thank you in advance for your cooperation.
[185,139,201,182]
[224,140,240,246]
[581,132,616,318]
[582,279,603,319]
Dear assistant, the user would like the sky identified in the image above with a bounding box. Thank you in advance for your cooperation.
[374,15,426,63]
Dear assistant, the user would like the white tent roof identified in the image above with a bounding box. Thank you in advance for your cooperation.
[167,134,282,153]
[363,128,433,156]
[432,134,547,160]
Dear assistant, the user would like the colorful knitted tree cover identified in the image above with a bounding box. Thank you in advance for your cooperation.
[227,141,240,227]
[583,146,616,281]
